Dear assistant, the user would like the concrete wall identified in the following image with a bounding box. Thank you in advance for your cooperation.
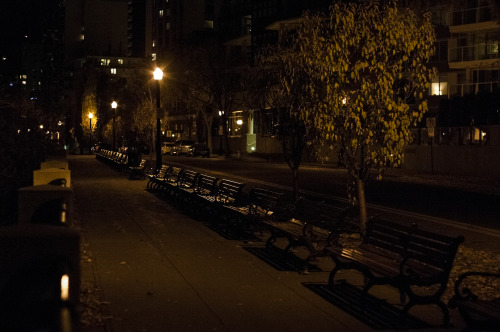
[403,144,500,177]
[403,125,500,177]
[17,185,73,225]
[0,224,80,323]
[33,168,71,187]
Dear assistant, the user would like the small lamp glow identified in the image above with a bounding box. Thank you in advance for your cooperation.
[153,67,163,80]
[236,119,243,125]
[88,113,93,119]
[111,101,117,109]
[60,274,69,301]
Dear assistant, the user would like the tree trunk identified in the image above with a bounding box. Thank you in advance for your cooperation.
[203,113,213,156]
[357,178,367,235]
[291,166,299,202]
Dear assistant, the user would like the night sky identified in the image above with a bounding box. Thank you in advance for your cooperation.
[0,0,60,73]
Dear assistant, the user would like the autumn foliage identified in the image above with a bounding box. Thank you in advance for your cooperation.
[280,0,436,230]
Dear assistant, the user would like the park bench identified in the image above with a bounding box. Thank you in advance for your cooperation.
[115,153,129,171]
[188,173,219,220]
[107,151,121,166]
[146,164,170,189]
[219,187,286,240]
[214,179,245,205]
[260,197,358,273]
[158,166,185,199]
[171,169,200,205]
[326,217,464,326]
[208,179,246,236]
[448,271,500,331]
[128,159,147,180]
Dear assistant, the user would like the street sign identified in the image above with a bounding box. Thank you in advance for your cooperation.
[426,118,436,138]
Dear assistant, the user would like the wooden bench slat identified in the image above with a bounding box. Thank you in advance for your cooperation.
[260,197,360,273]
[327,217,464,327]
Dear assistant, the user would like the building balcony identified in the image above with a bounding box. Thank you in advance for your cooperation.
[451,5,493,26]
[449,45,499,68]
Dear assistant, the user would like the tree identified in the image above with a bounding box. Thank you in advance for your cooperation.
[291,0,436,232]
[183,43,246,156]
[254,41,317,201]
[132,87,156,153]
[81,87,98,137]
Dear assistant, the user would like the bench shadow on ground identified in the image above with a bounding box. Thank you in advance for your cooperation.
[242,245,321,272]
[303,281,430,330]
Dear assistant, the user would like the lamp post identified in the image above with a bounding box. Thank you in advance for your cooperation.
[88,113,93,154]
[111,101,117,150]
[153,67,163,170]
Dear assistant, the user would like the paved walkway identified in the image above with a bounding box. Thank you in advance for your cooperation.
[70,155,467,332]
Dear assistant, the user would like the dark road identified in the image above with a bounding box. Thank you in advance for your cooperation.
[163,155,500,248]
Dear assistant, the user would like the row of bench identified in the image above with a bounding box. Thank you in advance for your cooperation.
[95,149,147,179]
[144,164,474,326]
[95,156,496,330]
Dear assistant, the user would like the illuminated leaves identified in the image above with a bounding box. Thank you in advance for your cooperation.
[260,1,435,223]
[290,0,435,181]
[82,88,98,132]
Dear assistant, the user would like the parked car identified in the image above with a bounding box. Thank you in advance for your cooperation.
[161,141,175,154]
[187,143,210,157]
[171,140,195,156]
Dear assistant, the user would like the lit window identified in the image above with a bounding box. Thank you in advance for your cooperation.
[100,59,110,66]
[110,68,117,75]
[22,81,26,85]
[204,20,214,29]
[159,10,163,17]
[431,82,448,96]
[118,59,123,64]
[431,75,448,96]
[166,22,170,30]
[152,53,157,61]
[152,40,156,47]
[229,111,244,136]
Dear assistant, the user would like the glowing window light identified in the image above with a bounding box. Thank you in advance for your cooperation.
[236,119,243,125]
[60,274,69,301]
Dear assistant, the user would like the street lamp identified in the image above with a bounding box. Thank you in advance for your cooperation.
[153,67,163,170]
[88,112,93,154]
[111,101,117,150]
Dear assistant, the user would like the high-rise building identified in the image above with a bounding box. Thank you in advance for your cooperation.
[63,0,152,149]
[151,0,221,62]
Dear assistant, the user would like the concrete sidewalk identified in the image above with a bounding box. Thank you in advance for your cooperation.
[70,155,466,332]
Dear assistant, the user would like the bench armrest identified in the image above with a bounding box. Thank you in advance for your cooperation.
[450,272,500,302]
